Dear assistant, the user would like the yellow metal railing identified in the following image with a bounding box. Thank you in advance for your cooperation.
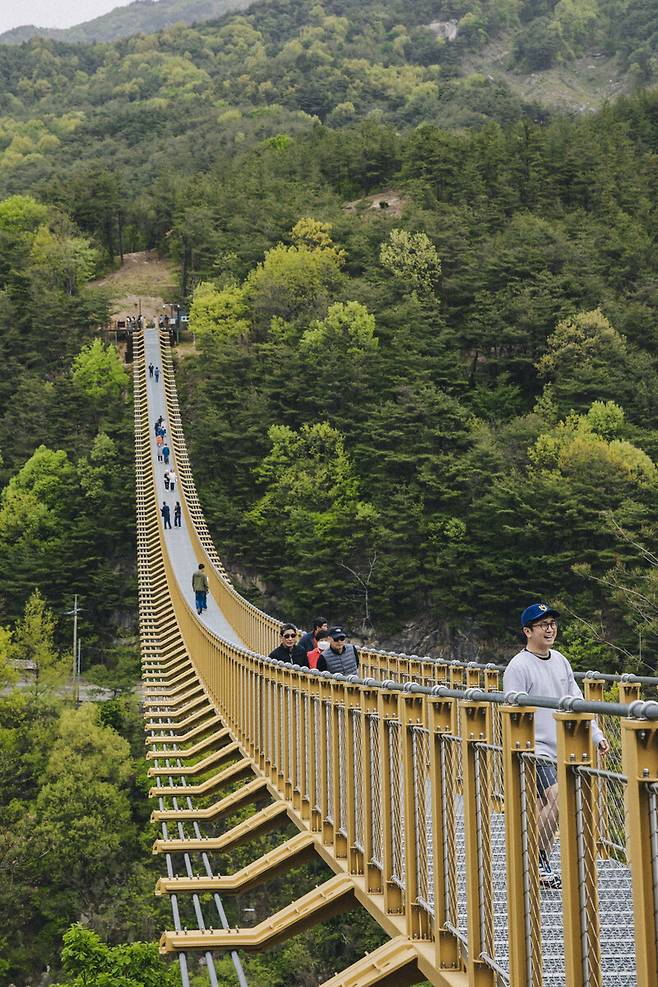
[136,330,658,987]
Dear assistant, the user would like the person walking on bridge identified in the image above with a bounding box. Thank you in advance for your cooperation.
[162,443,170,465]
[168,468,176,492]
[174,501,182,527]
[503,602,609,889]
[320,627,359,675]
[299,616,328,655]
[307,630,330,669]
[160,501,171,529]
[154,366,160,383]
[269,624,308,666]
[156,433,164,461]
[148,362,154,378]
[163,470,171,491]
[192,563,209,615]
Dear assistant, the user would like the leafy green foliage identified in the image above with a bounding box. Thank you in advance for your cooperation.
[55,924,180,986]
[72,339,130,407]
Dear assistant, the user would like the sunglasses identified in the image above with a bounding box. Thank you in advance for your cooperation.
[333,635,346,641]
[282,633,296,639]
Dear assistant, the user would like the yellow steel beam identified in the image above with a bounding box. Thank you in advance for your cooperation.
[146,726,230,760]
[145,714,221,743]
[319,936,421,987]
[153,801,288,853]
[159,874,355,953]
[143,693,208,716]
[147,741,237,777]
[155,831,316,895]
[148,744,244,796]
[145,704,217,733]
[151,775,266,821]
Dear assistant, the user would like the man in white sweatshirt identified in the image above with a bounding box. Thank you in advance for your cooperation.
[503,602,609,888]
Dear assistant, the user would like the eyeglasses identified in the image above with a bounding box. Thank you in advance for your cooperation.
[534,621,558,632]
[333,636,346,641]
[282,633,296,639]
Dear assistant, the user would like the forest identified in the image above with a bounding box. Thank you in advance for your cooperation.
[0,0,657,983]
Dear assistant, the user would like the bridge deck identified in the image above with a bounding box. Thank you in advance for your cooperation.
[144,328,244,647]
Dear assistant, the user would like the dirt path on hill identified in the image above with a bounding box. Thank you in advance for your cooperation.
[95,250,179,323]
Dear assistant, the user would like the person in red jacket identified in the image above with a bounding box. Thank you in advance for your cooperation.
[306,630,330,669]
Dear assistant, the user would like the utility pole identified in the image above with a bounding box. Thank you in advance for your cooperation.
[76,639,82,707]
[65,596,83,706]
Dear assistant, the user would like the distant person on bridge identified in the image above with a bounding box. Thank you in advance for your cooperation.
[164,471,170,490]
[168,469,176,491]
[192,563,209,615]
[321,627,359,675]
[307,630,330,669]
[154,366,160,383]
[162,443,170,465]
[174,502,182,527]
[160,501,171,529]
[269,625,308,666]
[503,602,609,889]
[298,616,328,654]
[156,433,164,460]
[154,416,163,434]
[148,362,154,378]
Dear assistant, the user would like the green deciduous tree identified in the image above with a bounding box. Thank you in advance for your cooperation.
[379,227,441,298]
[247,421,386,623]
[537,309,658,424]
[10,590,68,696]
[55,924,179,987]
[189,280,250,338]
[71,339,129,406]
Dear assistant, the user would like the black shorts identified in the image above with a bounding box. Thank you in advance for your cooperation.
[536,761,558,803]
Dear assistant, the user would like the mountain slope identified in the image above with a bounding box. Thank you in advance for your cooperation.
[0,0,256,45]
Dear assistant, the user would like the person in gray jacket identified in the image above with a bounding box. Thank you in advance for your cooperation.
[503,602,609,888]
[320,626,359,675]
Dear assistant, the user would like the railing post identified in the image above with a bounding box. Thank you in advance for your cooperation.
[344,684,362,876]
[583,676,608,859]
[622,716,658,987]
[429,696,461,972]
[319,676,334,845]
[401,693,431,941]
[583,676,605,703]
[619,679,642,705]
[450,663,465,689]
[308,673,322,832]
[379,688,404,915]
[466,664,481,689]
[500,705,541,987]
[460,700,494,987]
[291,679,302,812]
[282,666,293,800]
[484,668,500,693]
[332,681,348,860]
[555,710,601,987]
[361,684,383,895]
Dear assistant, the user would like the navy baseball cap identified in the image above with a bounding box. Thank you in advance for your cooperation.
[521,603,560,628]
[329,626,347,639]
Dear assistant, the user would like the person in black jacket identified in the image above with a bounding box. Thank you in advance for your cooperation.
[269,624,308,667]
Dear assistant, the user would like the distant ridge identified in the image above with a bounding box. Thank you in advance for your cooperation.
[0,0,256,45]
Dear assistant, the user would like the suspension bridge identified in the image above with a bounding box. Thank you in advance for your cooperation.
[136,328,658,987]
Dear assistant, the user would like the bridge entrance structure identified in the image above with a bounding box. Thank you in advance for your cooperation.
[136,328,658,987]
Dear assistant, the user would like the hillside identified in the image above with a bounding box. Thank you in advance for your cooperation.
[0,0,256,45]
[0,0,655,110]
